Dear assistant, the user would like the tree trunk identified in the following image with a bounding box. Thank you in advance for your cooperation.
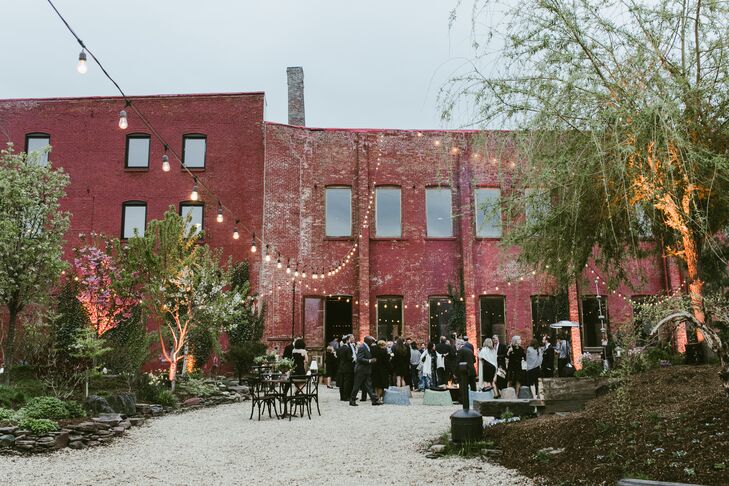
[2,307,18,386]
[168,359,177,392]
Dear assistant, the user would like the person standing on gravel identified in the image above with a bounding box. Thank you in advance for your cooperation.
[338,335,355,401]
[349,336,381,406]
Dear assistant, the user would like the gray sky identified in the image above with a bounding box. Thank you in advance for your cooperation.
[1,0,480,129]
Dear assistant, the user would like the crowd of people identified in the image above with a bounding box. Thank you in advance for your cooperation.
[281,331,574,405]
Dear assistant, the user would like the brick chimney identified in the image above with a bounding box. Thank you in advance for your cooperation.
[286,66,305,126]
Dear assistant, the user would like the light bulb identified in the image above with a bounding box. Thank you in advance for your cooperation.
[294,268,299,277]
[286,265,291,274]
[313,272,318,280]
[233,228,240,240]
[302,270,307,278]
[264,245,271,262]
[162,154,170,172]
[277,256,282,269]
[250,234,257,253]
[77,50,88,74]
[118,110,128,129]
[190,184,199,201]
[217,206,224,223]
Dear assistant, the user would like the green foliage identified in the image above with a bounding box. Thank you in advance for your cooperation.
[176,377,218,397]
[102,307,152,384]
[18,417,58,435]
[575,354,605,378]
[63,400,85,419]
[21,396,70,420]
[276,358,295,373]
[187,321,219,370]
[0,384,26,408]
[55,281,90,353]
[226,341,267,382]
[155,389,178,408]
[0,407,14,421]
[227,261,265,344]
[0,144,71,384]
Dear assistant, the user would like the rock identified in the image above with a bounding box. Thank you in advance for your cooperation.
[83,395,114,415]
[93,413,122,428]
[54,431,69,449]
[86,440,100,447]
[14,440,36,450]
[482,449,503,457]
[0,434,15,447]
[69,434,85,442]
[429,444,446,454]
[517,387,533,399]
[129,417,145,427]
[36,436,57,448]
[227,385,249,395]
[136,403,152,415]
[95,430,112,437]
[538,447,565,455]
[117,420,131,430]
[73,422,99,432]
[499,387,517,400]
[106,393,137,417]
[111,427,126,437]
[14,429,31,436]
[68,441,85,450]
[0,426,18,434]
[150,405,164,416]
[183,397,204,407]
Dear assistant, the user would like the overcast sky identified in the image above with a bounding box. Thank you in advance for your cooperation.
[1,1,483,129]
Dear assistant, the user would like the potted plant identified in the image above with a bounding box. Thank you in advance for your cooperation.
[276,358,295,378]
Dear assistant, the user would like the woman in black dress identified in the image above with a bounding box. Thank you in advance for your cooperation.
[391,338,410,387]
[291,338,307,376]
[506,335,525,396]
[324,345,338,388]
[372,340,391,402]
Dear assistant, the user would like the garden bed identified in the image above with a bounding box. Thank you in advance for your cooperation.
[485,365,729,485]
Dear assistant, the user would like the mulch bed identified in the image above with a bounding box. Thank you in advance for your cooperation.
[486,365,729,485]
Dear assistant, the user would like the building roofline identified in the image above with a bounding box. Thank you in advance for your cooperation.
[0,91,265,104]
[264,121,509,135]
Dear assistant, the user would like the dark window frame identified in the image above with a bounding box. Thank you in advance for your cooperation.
[124,133,151,169]
[182,133,207,170]
[121,200,147,240]
[179,201,206,238]
[24,132,51,165]
[479,295,506,343]
[376,295,404,340]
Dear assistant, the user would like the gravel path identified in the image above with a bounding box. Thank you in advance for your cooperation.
[0,388,531,485]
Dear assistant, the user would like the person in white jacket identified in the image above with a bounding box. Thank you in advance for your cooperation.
[478,338,499,396]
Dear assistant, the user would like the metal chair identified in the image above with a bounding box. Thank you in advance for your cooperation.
[305,373,321,416]
[248,378,280,420]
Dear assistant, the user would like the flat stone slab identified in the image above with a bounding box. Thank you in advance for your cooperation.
[383,389,411,406]
[423,389,454,406]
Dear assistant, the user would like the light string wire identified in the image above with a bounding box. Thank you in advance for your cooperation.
[45,0,372,293]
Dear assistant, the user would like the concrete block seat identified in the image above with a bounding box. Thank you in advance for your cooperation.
[383,388,411,406]
[468,390,494,409]
[423,389,454,406]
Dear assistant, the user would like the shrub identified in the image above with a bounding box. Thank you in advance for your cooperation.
[226,341,267,383]
[155,390,178,408]
[64,400,86,419]
[575,353,605,378]
[0,407,14,422]
[176,377,218,398]
[0,385,27,409]
[21,396,70,420]
[18,417,59,435]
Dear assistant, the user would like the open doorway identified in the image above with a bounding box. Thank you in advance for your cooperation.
[325,295,352,344]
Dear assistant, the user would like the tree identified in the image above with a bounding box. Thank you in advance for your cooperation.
[73,234,140,336]
[126,209,242,390]
[445,0,729,391]
[0,144,69,384]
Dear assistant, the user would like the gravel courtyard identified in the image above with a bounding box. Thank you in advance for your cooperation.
[0,388,531,485]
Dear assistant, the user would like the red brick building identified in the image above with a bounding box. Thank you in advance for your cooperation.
[0,71,683,364]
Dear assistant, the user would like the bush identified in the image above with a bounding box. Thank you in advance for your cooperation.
[102,307,152,387]
[21,396,70,420]
[575,353,605,378]
[0,407,14,422]
[177,377,218,398]
[0,385,27,409]
[64,400,86,419]
[225,341,267,383]
[18,417,59,435]
[155,390,178,408]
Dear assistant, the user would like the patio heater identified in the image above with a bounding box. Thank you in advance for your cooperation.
[450,363,483,443]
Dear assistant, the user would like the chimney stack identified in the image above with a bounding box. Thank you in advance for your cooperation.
[286,66,305,126]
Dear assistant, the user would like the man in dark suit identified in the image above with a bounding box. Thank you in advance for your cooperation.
[283,338,296,360]
[337,334,355,401]
[541,335,555,378]
[349,336,380,406]
[457,344,477,391]
[462,336,474,353]
[435,336,453,387]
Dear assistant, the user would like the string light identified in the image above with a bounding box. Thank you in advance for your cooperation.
[286,260,291,274]
[250,234,257,253]
[264,245,271,262]
[276,253,282,269]
[233,220,240,240]
[76,49,87,74]
[190,179,199,201]
[162,154,170,172]
[118,110,128,129]
[217,203,224,223]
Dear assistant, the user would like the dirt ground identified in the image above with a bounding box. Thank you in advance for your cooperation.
[486,365,729,485]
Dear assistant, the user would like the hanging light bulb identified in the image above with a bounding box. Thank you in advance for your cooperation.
[294,265,299,278]
[162,154,170,172]
[276,254,282,269]
[286,260,291,274]
[118,110,128,129]
[233,219,240,239]
[217,203,224,223]
[250,233,257,253]
[77,49,88,74]
[302,269,307,279]
[264,245,271,262]
[190,179,199,201]
[312,270,318,280]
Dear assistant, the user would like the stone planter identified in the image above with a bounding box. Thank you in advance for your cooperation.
[541,376,609,413]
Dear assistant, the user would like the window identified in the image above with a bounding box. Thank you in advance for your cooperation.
[429,296,453,341]
[325,187,352,237]
[581,296,609,348]
[426,188,453,237]
[480,296,505,342]
[121,202,147,239]
[377,297,403,340]
[183,134,206,168]
[125,134,150,168]
[25,133,51,166]
[180,202,204,236]
[475,188,502,237]
[375,187,401,238]
[525,188,550,226]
